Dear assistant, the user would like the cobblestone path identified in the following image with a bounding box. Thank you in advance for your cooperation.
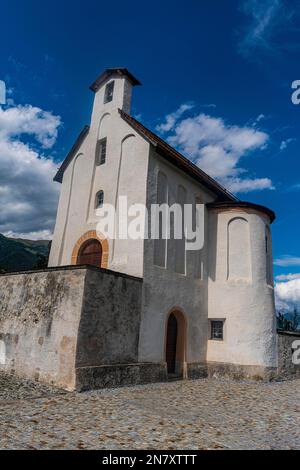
[0,372,299,449]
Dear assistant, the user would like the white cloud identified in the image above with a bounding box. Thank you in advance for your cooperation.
[0,104,60,148]
[276,273,300,281]
[164,111,272,193]
[4,230,53,241]
[274,256,300,267]
[238,0,291,57]
[275,278,300,311]
[226,177,273,193]
[156,103,195,133]
[255,114,265,123]
[280,138,296,151]
[0,101,61,239]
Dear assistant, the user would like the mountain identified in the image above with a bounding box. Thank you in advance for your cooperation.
[0,234,51,273]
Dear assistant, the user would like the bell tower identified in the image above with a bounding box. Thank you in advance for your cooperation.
[89,68,141,128]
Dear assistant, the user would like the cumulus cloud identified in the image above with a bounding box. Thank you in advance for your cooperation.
[156,103,195,133]
[276,273,300,281]
[238,0,292,57]
[162,110,272,193]
[0,105,61,148]
[0,102,61,239]
[274,256,300,267]
[275,278,300,311]
[226,177,273,193]
[4,229,53,241]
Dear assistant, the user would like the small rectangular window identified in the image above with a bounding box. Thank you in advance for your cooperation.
[96,190,104,208]
[96,138,107,165]
[104,81,114,103]
[210,320,224,340]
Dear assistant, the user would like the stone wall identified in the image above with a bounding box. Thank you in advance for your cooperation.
[76,268,142,367]
[0,266,143,390]
[277,330,300,378]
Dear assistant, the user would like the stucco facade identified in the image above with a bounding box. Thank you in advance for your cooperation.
[0,68,281,389]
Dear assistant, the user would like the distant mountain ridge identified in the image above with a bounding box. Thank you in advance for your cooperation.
[0,234,51,272]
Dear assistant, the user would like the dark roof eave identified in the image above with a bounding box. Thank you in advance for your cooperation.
[54,125,90,183]
[90,68,141,92]
[207,201,276,223]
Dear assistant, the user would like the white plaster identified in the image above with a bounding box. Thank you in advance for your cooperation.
[207,210,277,368]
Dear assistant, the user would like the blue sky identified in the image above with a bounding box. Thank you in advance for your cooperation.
[0,0,300,308]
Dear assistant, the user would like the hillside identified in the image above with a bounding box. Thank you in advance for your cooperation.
[0,234,51,273]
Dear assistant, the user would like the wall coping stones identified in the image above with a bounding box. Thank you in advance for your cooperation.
[0,264,143,283]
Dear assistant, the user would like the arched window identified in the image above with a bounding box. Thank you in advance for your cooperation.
[77,239,102,267]
[95,137,107,165]
[104,81,114,103]
[96,190,104,208]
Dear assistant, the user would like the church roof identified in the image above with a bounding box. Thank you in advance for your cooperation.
[118,109,237,202]
[54,125,90,183]
[207,201,276,223]
[90,68,141,92]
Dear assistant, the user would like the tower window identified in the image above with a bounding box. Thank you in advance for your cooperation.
[96,138,107,165]
[210,320,224,340]
[104,81,114,103]
[96,190,104,208]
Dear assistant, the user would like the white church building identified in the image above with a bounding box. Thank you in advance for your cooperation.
[47,68,277,383]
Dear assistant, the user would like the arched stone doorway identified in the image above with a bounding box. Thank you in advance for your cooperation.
[165,310,187,378]
[77,239,102,267]
[71,230,109,268]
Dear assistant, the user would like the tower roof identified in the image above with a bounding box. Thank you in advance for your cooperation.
[89,68,141,92]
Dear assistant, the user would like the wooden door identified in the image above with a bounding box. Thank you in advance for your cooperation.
[166,314,177,374]
[77,239,102,267]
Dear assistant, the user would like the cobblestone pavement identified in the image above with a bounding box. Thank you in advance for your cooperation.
[0,372,300,450]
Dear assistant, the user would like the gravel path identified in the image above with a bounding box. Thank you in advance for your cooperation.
[0,372,300,450]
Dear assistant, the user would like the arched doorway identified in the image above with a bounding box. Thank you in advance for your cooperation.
[77,239,102,267]
[71,231,109,268]
[165,310,187,378]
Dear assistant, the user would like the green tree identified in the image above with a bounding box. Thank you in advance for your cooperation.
[277,307,300,332]
[277,311,291,331]
[290,307,300,331]
[32,254,48,270]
